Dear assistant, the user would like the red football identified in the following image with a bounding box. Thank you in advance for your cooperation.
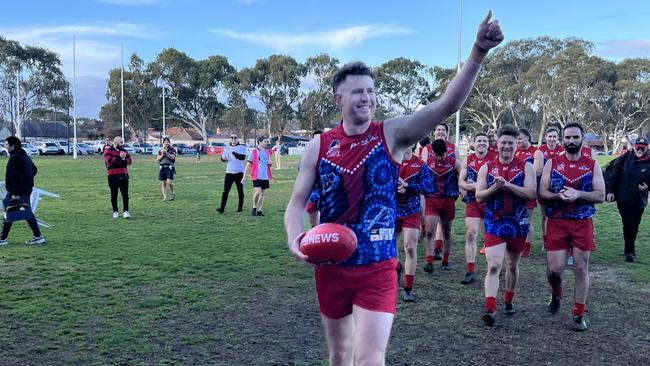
[299,223,357,264]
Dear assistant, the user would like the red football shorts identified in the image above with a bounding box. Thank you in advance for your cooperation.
[527,199,538,209]
[425,196,456,221]
[545,218,596,252]
[484,233,526,253]
[314,258,398,319]
[465,202,485,219]
[397,213,420,232]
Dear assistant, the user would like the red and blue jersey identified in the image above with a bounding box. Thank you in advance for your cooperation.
[397,155,434,217]
[426,154,459,199]
[484,158,529,238]
[515,145,538,165]
[424,140,456,160]
[539,144,564,165]
[315,122,400,266]
[544,154,597,219]
[463,151,497,204]
[580,146,593,159]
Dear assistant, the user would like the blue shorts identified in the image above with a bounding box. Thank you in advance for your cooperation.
[159,166,175,181]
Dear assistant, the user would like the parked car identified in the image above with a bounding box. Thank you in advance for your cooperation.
[122,144,136,154]
[33,141,61,155]
[91,140,111,154]
[132,142,153,154]
[0,145,8,156]
[174,143,196,155]
[74,143,95,155]
[22,143,40,156]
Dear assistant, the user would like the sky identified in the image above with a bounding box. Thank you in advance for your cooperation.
[1,0,649,118]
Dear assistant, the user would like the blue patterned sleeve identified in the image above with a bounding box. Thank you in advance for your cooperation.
[406,165,435,195]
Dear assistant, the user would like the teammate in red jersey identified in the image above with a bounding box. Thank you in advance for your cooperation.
[539,122,605,331]
[421,123,458,259]
[459,132,497,284]
[538,127,564,249]
[423,139,461,272]
[284,12,503,364]
[476,125,536,326]
[483,124,498,155]
[514,128,544,257]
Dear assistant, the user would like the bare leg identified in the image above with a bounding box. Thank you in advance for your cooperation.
[321,314,355,366]
[352,306,394,366]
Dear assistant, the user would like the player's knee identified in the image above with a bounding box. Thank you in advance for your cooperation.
[330,347,354,365]
[404,242,416,257]
[573,264,588,278]
[466,228,477,242]
[488,263,500,275]
[547,271,562,287]
[355,348,385,366]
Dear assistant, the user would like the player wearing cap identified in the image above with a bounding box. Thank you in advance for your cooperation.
[476,125,536,326]
[605,136,650,263]
[459,132,497,284]
[539,122,605,332]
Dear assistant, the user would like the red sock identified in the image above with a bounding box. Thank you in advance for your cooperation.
[426,255,434,264]
[404,274,414,289]
[551,286,562,298]
[442,252,450,263]
[504,290,515,303]
[435,240,443,251]
[485,297,497,313]
[573,303,586,317]
[467,262,475,273]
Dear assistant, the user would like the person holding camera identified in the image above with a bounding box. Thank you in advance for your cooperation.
[104,136,132,218]
[605,136,650,263]
[157,137,177,201]
[217,134,247,214]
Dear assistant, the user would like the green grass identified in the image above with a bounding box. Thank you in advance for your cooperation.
[0,154,648,364]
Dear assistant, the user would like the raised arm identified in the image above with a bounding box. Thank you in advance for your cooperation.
[384,11,504,155]
[285,136,321,263]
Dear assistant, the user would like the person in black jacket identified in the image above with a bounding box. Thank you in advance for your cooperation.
[605,137,650,262]
[0,136,45,246]
[104,136,132,218]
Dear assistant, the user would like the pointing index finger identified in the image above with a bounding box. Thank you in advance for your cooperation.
[481,10,493,25]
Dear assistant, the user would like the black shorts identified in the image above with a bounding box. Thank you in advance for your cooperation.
[159,166,175,181]
[253,179,270,189]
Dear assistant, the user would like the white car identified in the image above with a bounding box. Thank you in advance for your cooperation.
[75,143,95,155]
[122,144,136,154]
[0,146,7,156]
[22,143,40,156]
[33,141,61,155]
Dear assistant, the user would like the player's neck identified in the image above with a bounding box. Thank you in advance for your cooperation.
[547,143,557,149]
[341,119,371,136]
[565,152,581,161]
[498,155,514,165]
[475,150,488,159]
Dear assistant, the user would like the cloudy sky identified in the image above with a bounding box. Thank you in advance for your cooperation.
[1,0,649,118]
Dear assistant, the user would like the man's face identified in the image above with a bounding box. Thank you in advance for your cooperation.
[634,144,648,158]
[487,128,496,145]
[563,127,583,154]
[260,139,269,148]
[5,142,14,152]
[163,140,170,148]
[546,131,558,146]
[517,133,530,149]
[230,135,238,145]
[434,125,448,140]
[334,75,376,124]
[498,135,516,159]
[113,137,123,148]
[435,151,447,162]
[474,135,489,154]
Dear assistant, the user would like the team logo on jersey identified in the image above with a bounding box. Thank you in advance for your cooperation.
[557,163,565,171]
[350,135,378,149]
[326,140,341,158]
[579,165,590,171]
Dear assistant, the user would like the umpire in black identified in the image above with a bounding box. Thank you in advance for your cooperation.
[0,136,45,246]
[605,137,650,262]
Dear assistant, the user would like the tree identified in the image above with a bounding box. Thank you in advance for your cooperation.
[297,54,339,132]
[222,77,257,141]
[375,57,433,115]
[240,55,305,137]
[0,36,69,139]
[150,49,235,142]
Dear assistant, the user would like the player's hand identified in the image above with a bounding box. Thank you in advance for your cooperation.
[560,187,580,202]
[397,186,406,194]
[475,10,504,52]
[289,232,315,267]
[639,183,649,192]
[495,176,506,189]
[606,193,615,202]
[119,151,127,159]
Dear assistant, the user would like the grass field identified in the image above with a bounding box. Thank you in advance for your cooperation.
[0,154,649,365]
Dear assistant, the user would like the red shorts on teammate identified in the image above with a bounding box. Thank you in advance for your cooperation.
[396,213,420,232]
[484,233,526,253]
[314,259,398,319]
[425,196,455,221]
[465,202,485,219]
[545,218,596,252]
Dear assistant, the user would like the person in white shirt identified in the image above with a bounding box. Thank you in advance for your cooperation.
[217,134,247,214]
[272,140,282,169]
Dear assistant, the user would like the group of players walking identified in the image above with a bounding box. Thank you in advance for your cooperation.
[396,122,604,331]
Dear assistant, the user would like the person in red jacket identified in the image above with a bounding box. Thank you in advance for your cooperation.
[104,136,132,218]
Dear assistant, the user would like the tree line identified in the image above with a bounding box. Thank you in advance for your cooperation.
[1,35,648,152]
